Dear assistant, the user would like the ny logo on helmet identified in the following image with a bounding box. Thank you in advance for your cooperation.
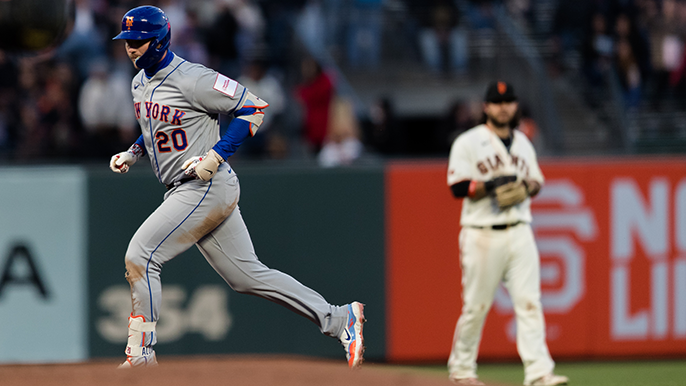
[125,16,134,30]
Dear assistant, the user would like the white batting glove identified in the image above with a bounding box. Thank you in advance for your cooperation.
[182,155,203,179]
[109,144,143,174]
[182,149,224,181]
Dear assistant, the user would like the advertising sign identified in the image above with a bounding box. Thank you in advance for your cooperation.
[386,158,686,361]
[0,167,87,363]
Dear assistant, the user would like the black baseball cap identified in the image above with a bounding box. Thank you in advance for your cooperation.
[484,81,517,103]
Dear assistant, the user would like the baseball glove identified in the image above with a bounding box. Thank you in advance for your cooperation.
[494,181,528,209]
[484,175,517,193]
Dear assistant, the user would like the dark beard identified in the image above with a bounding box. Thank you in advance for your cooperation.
[487,115,511,129]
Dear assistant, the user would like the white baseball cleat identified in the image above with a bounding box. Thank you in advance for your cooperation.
[450,376,486,385]
[340,301,365,368]
[526,373,569,386]
[117,352,158,368]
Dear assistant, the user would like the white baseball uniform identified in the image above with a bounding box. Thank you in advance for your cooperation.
[446,124,556,385]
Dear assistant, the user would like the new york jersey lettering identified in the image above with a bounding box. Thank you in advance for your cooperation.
[138,102,183,126]
[171,109,185,125]
[145,102,153,118]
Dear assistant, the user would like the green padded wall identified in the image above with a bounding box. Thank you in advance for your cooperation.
[87,164,386,361]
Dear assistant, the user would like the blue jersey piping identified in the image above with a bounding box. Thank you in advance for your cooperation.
[145,179,213,324]
[148,59,187,183]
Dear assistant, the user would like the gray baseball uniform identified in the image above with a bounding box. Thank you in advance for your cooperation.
[120,53,349,357]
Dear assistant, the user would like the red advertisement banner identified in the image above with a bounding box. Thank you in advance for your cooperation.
[386,158,686,362]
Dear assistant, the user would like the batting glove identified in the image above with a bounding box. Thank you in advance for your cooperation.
[109,144,143,174]
[182,149,224,181]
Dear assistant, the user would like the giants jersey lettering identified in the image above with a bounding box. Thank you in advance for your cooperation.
[131,54,249,185]
[447,124,544,226]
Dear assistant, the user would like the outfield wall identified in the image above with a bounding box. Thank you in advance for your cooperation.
[387,157,686,361]
[1,158,685,364]
[86,165,386,361]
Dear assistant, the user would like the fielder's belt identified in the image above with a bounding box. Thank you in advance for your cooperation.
[469,221,522,230]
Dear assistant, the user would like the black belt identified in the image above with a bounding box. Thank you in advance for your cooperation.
[166,176,195,191]
[470,221,522,230]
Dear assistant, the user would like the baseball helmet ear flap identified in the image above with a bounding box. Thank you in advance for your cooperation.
[113,5,171,69]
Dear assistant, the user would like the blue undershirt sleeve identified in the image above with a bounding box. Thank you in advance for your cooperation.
[133,135,146,156]
[211,106,258,160]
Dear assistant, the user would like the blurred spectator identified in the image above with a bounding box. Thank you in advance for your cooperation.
[614,13,651,88]
[441,99,479,146]
[295,57,335,153]
[465,0,497,30]
[261,1,302,70]
[296,0,328,53]
[78,59,137,159]
[237,56,287,158]
[15,60,80,160]
[549,0,593,74]
[0,51,19,156]
[318,97,363,167]
[228,0,267,67]
[204,0,241,78]
[55,0,106,80]
[666,0,686,98]
[173,9,209,65]
[615,38,642,109]
[409,0,468,76]
[517,104,538,142]
[643,0,681,102]
[582,13,614,86]
[346,0,383,69]
[506,0,534,28]
[363,97,401,154]
[159,0,188,35]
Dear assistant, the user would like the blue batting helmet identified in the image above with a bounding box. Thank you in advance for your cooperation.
[113,6,171,69]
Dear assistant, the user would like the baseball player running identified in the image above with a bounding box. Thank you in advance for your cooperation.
[108,6,364,368]
[445,82,568,386]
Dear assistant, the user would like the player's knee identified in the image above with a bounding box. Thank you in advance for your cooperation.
[123,244,159,285]
[513,297,542,314]
[124,255,148,285]
[462,303,491,318]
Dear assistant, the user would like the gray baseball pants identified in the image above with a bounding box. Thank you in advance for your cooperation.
[123,163,348,348]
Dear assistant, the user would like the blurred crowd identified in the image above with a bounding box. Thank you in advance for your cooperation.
[548,0,686,111]
[0,0,372,167]
[4,0,679,166]
[0,0,529,166]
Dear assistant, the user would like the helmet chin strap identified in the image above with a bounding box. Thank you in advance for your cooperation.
[142,50,174,77]
[134,38,162,69]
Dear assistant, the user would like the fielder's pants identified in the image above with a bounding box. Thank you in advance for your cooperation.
[447,223,555,384]
[123,163,348,350]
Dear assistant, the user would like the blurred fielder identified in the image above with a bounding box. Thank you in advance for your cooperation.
[446,81,568,386]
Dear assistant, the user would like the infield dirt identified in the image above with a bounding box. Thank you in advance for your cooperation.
[0,355,469,386]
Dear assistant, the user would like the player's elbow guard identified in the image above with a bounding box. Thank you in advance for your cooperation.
[235,109,265,136]
[236,91,269,136]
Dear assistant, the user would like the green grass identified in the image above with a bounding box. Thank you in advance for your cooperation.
[405,360,686,386]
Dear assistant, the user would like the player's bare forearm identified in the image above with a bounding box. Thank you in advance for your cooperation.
[470,181,489,200]
[524,179,541,197]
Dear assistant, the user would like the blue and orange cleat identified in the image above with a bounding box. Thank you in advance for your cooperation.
[118,350,158,368]
[340,301,366,369]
